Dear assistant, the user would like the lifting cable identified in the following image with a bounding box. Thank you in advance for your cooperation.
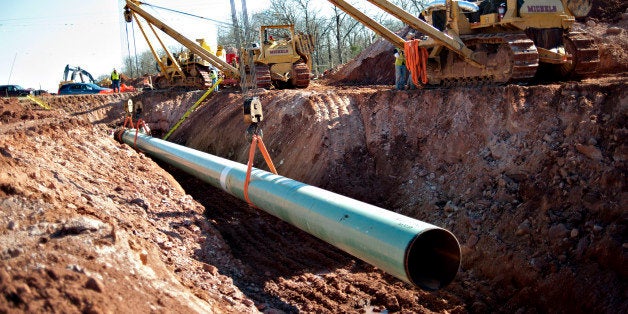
[118,99,150,149]
[131,20,140,77]
[124,22,133,74]
[133,119,150,148]
[404,39,429,86]
[140,2,233,27]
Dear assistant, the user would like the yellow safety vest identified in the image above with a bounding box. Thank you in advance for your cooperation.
[395,49,405,66]
[111,72,120,80]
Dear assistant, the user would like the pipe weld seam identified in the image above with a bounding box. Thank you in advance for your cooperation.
[220,166,233,191]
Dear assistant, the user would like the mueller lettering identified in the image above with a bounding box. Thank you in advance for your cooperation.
[269,49,289,55]
[527,5,557,12]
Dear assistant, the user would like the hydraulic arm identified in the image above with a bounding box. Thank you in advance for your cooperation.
[364,0,482,67]
[124,0,240,80]
[327,0,482,67]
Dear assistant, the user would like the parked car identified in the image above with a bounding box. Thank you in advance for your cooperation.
[58,83,112,95]
[0,85,33,97]
[28,89,49,96]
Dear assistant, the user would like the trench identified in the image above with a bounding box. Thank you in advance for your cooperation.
[130,88,471,312]
[121,78,625,313]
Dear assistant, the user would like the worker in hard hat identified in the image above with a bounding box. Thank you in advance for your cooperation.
[210,69,219,92]
[394,47,407,90]
[111,69,121,93]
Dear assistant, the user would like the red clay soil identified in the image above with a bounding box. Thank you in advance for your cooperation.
[1,20,627,314]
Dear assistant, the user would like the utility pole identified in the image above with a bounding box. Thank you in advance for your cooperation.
[7,53,17,84]
[229,0,248,92]
[241,0,251,46]
[229,0,242,47]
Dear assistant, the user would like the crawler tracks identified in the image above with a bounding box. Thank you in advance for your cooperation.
[194,66,213,89]
[502,33,541,81]
[255,64,272,89]
[563,31,600,78]
[430,32,600,88]
[153,64,213,89]
[431,33,539,87]
[291,62,311,88]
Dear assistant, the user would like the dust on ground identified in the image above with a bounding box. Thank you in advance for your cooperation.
[1,20,627,314]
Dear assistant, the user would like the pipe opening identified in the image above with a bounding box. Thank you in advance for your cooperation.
[406,228,461,291]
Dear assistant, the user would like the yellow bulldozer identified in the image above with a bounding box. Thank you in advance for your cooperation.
[244,24,314,89]
[327,0,600,86]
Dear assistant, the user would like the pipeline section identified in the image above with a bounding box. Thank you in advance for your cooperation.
[116,130,461,291]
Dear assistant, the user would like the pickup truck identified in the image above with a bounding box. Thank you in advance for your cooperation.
[0,85,33,97]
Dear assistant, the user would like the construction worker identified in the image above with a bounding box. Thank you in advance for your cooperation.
[210,69,219,92]
[111,69,121,93]
[394,47,407,90]
[226,47,239,68]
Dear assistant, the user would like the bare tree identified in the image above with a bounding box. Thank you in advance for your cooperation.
[122,50,161,78]
[292,0,314,32]
[404,0,430,15]
[269,0,298,25]
[334,6,344,64]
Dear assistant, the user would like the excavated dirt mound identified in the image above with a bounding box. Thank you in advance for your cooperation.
[1,19,627,314]
[0,96,256,313]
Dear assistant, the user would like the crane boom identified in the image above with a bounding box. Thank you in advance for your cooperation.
[327,0,481,67]
[124,0,240,79]
[365,0,480,66]
[327,0,406,49]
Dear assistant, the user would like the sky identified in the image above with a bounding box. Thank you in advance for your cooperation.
[0,0,281,93]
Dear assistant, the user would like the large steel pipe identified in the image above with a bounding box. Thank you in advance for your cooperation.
[116,130,461,290]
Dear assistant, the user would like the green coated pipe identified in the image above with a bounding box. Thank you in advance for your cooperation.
[116,129,461,291]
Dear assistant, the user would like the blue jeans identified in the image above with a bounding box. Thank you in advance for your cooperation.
[395,65,407,90]
[112,80,120,92]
